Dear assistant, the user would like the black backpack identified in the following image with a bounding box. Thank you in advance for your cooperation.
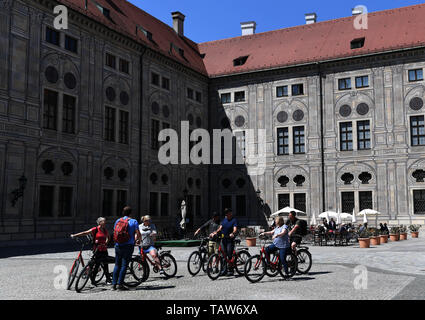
[297,219,308,236]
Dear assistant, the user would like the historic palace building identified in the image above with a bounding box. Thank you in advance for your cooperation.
[1,0,425,242]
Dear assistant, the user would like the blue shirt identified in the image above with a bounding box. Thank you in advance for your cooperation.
[273,225,290,249]
[114,216,139,246]
[221,217,238,237]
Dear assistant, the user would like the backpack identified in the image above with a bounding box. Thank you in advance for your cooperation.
[113,218,131,244]
[297,219,308,236]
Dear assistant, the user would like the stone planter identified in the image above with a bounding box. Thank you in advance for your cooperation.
[370,236,380,246]
[380,235,388,243]
[400,233,408,240]
[246,238,257,247]
[390,234,400,241]
[411,232,419,238]
[358,238,370,248]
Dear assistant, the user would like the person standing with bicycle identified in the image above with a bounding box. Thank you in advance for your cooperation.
[112,206,141,291]
[194,212,221,256]
[71,217,112,285]
[260,216,291,277]
[139,215,165,276]
[287,211,303,251]
[211,208,238,276]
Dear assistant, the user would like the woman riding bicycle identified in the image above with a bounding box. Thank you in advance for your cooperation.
[139,215,165,276]
[259,216,290,278]
[70,217,112,285]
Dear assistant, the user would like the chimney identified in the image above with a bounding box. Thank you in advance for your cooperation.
[352,6,364,16]
[305,13,317,24]
[240,21,256,36]
[171,11,185,36]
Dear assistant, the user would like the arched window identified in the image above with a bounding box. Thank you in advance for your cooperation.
[277,176,289,187]
[341,173,354,185]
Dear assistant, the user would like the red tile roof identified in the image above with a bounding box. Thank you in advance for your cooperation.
[57,0,208,75]
[198,3,425,77]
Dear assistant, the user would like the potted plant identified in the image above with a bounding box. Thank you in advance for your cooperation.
[245,228,257,247]
[380,229,389,243]
[369,228,380,246]
[389,226,400,241]
[409,225,421,238]
[399,225,408,240]
[358,228,371,248]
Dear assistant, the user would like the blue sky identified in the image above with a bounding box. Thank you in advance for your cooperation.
[128,0,424,43]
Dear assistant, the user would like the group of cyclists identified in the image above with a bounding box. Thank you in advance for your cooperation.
[70,205,306,290]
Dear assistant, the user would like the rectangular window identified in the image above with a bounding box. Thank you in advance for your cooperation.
[341,192,355,214]
[64,35,78,53]
[151,119,160,150]
[119,59,129,74]
[196,91,202,103]
[116,190,127,216]
[414,190,425,215]
[221,93,231,104]
[221,195,232,213]
[105,53,116,69]
[351,37,365,49]
[359,191,373,211]
[340,122,353,151]
[162,77,170,90]
[187,88,194,100]
[278,194,290,210]
[105,106,116,142]
[151,72,160,86]
[276,86,288,97]
[102,189,114,217]
[119,110,129,144]
[294,193,306,213]
[46,27,60,46]
[409,69,424,82]
[355,76,369,88]
[411,116,425,146]
[234,91,245,102]
[195,195,201,217]
[357,120,371,150]
[293,126,305,154]
[292,84,304,96]
[62,94,76,134]
[338,78,351,90]
[161,193,169,216]
[149,192,159,216]
[43,89,58,130]
[58,187,73,217]
[39,186,54,217]
[277,128,289,155]
[236,195,246,216]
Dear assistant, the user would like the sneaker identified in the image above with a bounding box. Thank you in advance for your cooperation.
[117,285,129,291]
[159,269,165,276]
[112,285,117,291]
[227,269,234,276]
[106,277,112,284]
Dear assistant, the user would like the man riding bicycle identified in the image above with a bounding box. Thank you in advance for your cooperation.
[286,211,303,251]
[139,215,164,276]
[194,212,221,256]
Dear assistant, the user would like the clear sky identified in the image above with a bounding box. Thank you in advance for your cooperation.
[128,0,424,43]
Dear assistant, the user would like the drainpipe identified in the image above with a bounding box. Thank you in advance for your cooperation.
[138,47,147,222]
[318,63,326,212]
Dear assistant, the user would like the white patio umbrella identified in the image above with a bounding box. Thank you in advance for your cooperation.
[270,207,304,219]
[363,213,368,224]
[358,209,380,226]
[310,213,317,226]
[318,211,338,221]
[351,209,357,224]
[180,200,187,230]
[339,212,353,220]
[336,212,342,225]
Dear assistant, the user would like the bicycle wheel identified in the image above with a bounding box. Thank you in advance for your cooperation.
[296,249,312,274]
[265,252,279,278]
[130,257,149,282]
[235,250,251,276]
[187,251,202,276]
[206,254,223,280]
[244,255,266,283]
[75,264,92,293]
[160,253,177,278]
[67,259,80,290]
[123,260,143,288]
[279,253,298,279]
[93,266,105,284]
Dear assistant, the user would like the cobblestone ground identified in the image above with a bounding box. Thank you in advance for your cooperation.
[1,235,424,300]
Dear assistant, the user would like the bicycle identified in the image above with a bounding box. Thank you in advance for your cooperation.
[67,235,105,290]
[130,244,177,282]
[206,238,250,280]
[187,237,210,276]
[244,236,297,283]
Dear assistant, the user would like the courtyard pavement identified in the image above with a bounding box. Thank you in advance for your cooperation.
[0,235,424,300]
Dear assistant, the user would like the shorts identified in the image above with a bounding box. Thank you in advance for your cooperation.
[142,245,156,253]
[207,241,219,256]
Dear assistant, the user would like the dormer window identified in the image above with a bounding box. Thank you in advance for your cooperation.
[233,56,249,67]
[96,4,110,19]
[138,26,153,42]
[351,37,365,49]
